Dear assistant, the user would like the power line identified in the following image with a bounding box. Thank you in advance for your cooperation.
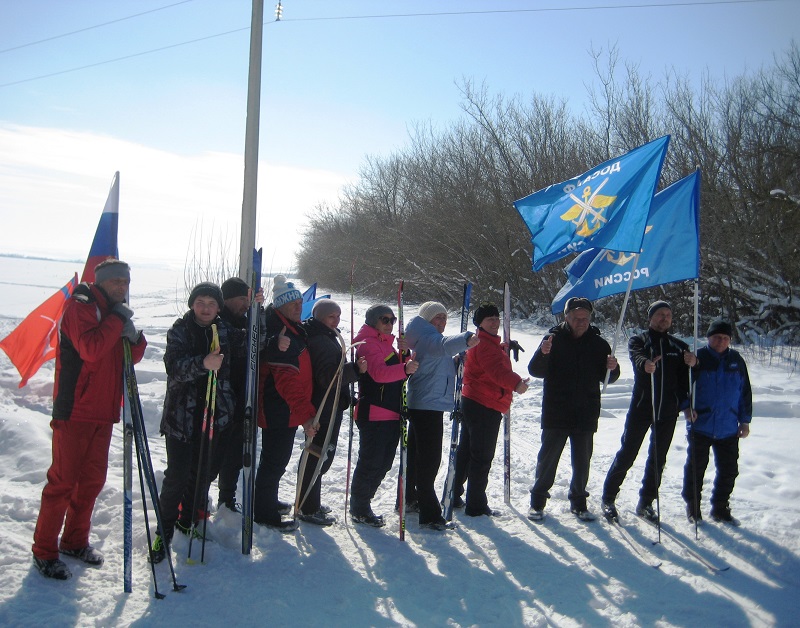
[279,0,783,23]
[0,0,785,89]
[0,0,196,55]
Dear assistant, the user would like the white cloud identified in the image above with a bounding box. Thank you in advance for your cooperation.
[0,123,352,269]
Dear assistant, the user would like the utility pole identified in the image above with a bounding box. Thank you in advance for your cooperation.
[238,0,265,280]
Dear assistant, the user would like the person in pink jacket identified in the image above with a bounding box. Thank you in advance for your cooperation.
[456,303,528,517]
[349,304,418,526]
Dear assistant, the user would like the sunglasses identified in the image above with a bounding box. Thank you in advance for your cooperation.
[380,315,397,325]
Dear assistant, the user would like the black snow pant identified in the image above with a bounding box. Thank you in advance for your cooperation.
[530,428,594,512]
[159,430,227,539]
[215,418,243,506]
[297,412,344,515]
[350,418,400,517]
[602,412,678,506]
[253,426,297,525]
[682,431,739,515]
[461,397,502,516]
[407,409,445,525]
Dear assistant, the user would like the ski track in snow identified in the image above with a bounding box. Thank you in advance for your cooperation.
[0,261,798,627]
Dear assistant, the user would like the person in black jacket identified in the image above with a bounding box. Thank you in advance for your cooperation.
[152,282,243,563]
[527,297,619,522]
[297,299,366,525]
[601,301,697,522]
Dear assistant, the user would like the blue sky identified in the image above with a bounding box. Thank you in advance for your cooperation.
[0,0,797,270]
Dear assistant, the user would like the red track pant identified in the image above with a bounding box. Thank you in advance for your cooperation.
[32,420,113,560]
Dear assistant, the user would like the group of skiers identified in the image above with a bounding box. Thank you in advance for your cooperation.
[30,259,753,582]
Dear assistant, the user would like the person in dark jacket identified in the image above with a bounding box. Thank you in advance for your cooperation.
[349,304,418,527]
[214,277,263,513]
[527,297,619,522]
[682,319,752,525]
[404,301,477,530]
[32,259,146,580]
[253,275,316,532]
[297,299,366,525]
[152,282,243,562]
[601,301,697,523]
[457,303,527,518]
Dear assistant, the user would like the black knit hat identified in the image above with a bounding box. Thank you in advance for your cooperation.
[221,277,249,300]
[188,282,224,309]
[707,319,733,338]
[647,300,671,319]
[473,302,500,327]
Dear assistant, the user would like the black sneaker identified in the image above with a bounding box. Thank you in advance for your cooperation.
[258,519,299,533]
[465,505,501,517]
[635,501,659,523]
[220,499,242,514]
[601,500,619,522]
[527,507,545,522]
[710,506,740,526]
[571,508,597,522]
[277,501,292,516]
[33,556,72,580]
[149,534,167,565]
[351,512,385,527]
[420,518,457,531]
[298,510,337,526]
[60,545,104,566]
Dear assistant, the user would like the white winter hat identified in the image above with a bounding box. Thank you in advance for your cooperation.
[418,301,447,322]
[272,275,302,308]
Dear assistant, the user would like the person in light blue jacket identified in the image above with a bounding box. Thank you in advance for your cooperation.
[404,301,478,529]
[682,319,752,526]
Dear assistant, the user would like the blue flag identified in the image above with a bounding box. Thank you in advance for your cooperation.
[551,170,700,314]
[514,136,670,271]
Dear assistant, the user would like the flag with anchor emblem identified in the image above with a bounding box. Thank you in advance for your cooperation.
[550,169,700,313]
[514,136,669,271]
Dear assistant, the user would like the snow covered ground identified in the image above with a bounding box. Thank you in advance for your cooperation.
[1,258,798,627]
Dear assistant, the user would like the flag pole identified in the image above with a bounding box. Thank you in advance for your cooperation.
[602,253,639,393]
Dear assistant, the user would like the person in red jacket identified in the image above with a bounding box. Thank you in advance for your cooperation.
[253,275,315,531]
[456,303,528,517]
[32,259,146,580]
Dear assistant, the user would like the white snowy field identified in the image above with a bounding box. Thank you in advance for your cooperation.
[0,257,798,627]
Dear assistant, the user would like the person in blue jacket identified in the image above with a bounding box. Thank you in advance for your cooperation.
[405,301,478,530]
[682,319,752,525]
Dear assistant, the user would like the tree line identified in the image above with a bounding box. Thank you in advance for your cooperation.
[297,44,800,344]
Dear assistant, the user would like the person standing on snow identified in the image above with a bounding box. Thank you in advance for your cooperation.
[404,301,478,530]
[601,300,696,523]
[151,282,243,563]
[33,259,147,580]
[527,297,619,523]
[297,299,367,525]
[349,304,418,527]
[682,319,752,526]
[253,275,316,532]
[455,302,527,519]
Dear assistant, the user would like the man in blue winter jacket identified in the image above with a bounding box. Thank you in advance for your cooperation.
[682,319,752,526]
